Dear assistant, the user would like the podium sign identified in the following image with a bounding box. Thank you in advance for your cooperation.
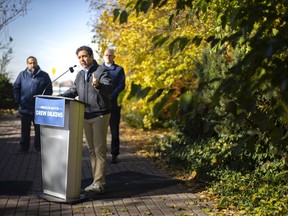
[34,95,87,204]
[35,97,65,127]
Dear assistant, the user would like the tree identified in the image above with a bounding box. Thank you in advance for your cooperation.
[0,0,31,110]
[91,0,288,213]
[0,49,16,109]
[90,0,212,128]
[0,0,30,44]
[0,0,30,28]
[1,0,31,64]
[112,0,288,116]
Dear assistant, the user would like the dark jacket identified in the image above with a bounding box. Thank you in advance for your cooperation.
[13,66,53,115]
[101,62,125,103]
[61,60,112,119]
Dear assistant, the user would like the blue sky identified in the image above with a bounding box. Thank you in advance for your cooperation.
[7,0,99,82]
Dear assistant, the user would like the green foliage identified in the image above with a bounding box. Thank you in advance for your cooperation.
[152,88,175,118]
[0,0,30,110]
[0,75,15,109]
[91,0,288,214]
[0,50,16,109]
[211,160,288,215]
[150,46,288,214]
[126,83,151,101]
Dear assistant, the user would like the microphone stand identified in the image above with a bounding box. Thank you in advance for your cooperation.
[42,65,77,95]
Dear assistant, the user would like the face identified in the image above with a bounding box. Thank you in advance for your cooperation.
[27,58,38,72]
[77,50,94,69]
[103,50,115,65]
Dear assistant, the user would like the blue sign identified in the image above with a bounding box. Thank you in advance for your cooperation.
[35,97,65,127]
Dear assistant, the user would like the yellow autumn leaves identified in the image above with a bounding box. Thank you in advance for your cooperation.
[95,0,213,128]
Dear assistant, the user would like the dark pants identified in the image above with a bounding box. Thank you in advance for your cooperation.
[110,104,121,157]
[20,114,41,151]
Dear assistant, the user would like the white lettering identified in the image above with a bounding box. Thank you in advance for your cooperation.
[36,110,47,116]
[47,111,63,118]
[39,106,60,110]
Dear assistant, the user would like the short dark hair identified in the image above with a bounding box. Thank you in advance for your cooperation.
[76,46,93,57]
[26,56,37,64]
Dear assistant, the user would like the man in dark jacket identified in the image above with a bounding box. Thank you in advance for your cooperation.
[61,46,112,194]
[13,56,53,154]
[102,48,125,164]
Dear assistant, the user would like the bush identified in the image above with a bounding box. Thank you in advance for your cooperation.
[148,47,288,214]
[0,73,17,109]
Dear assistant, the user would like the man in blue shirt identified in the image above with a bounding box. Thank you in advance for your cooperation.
[102,49,126,163]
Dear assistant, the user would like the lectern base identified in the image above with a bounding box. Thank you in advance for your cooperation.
[38,192,88,204]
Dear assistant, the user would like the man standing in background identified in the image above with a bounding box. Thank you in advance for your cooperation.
[13,56,53,154]
[102,48,126,164]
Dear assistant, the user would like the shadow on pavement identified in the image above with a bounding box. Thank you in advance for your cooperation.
[0,181,33,195]
[82,171,182,199]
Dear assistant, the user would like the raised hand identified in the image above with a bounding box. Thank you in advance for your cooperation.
[92,73,99,88]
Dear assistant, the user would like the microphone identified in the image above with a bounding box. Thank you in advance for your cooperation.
[42,65,77,95]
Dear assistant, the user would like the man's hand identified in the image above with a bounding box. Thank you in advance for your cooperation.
[92,73,99,88]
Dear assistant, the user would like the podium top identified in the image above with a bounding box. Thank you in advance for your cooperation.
[34,95,90,106]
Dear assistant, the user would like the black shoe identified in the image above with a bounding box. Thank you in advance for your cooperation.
[111,155,118,164]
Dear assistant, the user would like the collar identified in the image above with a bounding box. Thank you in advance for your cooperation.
[84,60,99,73]
[103,62,116,69]
[26,67,41,76]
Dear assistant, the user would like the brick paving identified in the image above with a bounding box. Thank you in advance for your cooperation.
[0,115,213,216]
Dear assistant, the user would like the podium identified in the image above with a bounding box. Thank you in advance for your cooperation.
[34,95,87,203]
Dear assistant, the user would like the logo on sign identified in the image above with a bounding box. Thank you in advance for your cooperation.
[35,98,65,127]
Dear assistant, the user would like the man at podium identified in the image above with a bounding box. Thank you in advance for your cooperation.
[61,46,112,194]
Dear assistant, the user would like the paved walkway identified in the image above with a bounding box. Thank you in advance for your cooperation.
[0,115,213,216]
